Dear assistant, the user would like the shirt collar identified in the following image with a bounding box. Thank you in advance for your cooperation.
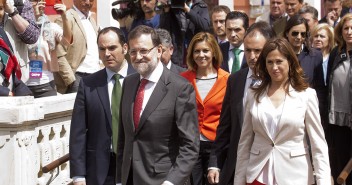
[73,5,91,19]
[106,59,128,81]
[140,61,164,83]
[166,61,172,69]
[247,68,253,79]
[229,43,244,51]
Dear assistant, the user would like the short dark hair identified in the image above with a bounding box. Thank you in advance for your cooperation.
[128,25,161,47]
[225,11,249,30]
[298,5,318,20]
[284,14,311,50]
[97,26,126,46]
[244,21,276,40]
[155,28,173,48]
[211,5,230,15]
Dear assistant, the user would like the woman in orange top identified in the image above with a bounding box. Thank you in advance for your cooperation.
[181,32,229,185]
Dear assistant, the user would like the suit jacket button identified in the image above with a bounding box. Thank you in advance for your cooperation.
[272,143,275,147]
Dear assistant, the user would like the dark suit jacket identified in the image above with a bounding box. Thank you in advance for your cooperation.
[219,42,247,73]
[69,64,135,185]
[298,47,327,129]
[117,67,199,185]
[208,68,249,185]
[169,62,186,74]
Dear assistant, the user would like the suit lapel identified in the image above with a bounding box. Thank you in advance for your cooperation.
[273,85,295,140]
[123,74,140,132]
[70,10,87,43]
[135,68,169,134]
[96,70,111,127]
[256,87,274,141]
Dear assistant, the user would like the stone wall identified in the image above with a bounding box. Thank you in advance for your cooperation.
[0,94,76,185]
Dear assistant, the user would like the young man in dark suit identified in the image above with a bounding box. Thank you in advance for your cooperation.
[69,27,135,185]
[207,21,276,185]
[116,25,199,185]
[220,11,249,74]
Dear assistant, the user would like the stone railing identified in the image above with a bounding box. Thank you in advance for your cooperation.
[0,94,76,185]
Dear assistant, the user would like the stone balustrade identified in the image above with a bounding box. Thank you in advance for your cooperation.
[0,94,76,185]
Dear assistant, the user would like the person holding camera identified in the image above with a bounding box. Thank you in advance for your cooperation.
[117,0,160,38]
[0,0,40,84]
[159,0,211,67]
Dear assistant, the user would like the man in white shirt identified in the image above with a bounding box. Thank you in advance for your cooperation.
[54,0,100,94]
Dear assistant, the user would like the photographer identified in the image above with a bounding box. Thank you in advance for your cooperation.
[159,0,210,66]
[117,0,160,37]
[0,0,40,84]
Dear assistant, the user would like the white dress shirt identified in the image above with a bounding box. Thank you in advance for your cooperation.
[73,6,100,74]
[139,61,164,118]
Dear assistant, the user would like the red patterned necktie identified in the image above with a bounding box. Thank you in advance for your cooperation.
[133,79,148,130]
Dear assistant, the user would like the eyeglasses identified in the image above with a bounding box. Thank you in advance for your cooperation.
[291,31,307,38]
[128,46,157,57]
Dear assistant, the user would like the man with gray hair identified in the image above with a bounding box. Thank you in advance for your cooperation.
[155,28,185,74]
[299,5,319,31]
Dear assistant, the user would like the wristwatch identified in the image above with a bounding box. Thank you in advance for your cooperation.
[8,8,19,18]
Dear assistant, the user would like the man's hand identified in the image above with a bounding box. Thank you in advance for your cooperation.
[183,3,190,13]
[4,0,15,14]
[207,169,220,184]
[326,11,338,27]
[117,16,129,27]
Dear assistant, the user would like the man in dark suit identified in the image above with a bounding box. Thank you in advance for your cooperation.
[69,27,135,185]
[319,0,349,27]
[116,25,199,185]
[156,28,186,74]
[220,11,249,74]
[207,22,276,185]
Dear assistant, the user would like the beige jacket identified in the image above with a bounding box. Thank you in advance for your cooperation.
[54,9,99,93]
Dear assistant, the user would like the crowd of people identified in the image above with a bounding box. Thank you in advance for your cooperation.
[0,0,351,184]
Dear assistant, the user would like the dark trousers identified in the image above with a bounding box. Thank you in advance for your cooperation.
[103,152,117,185]
[28,80,57,98]
[66,72,91,93]
[326,124,352,185]
[191,141,213,185]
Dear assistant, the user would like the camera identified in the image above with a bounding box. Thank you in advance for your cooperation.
[155,0,186,10]
[111,0,141,20]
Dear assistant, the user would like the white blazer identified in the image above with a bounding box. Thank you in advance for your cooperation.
[234,86,331,185]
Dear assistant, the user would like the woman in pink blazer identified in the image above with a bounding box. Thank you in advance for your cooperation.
[234,38,330,185]
[181,32,229,185]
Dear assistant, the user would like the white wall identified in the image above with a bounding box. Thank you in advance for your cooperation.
[97,0,120,28]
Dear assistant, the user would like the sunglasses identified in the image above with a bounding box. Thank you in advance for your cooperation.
[291,31,307,38]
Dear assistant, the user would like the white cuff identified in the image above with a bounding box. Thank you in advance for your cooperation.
[72,176,85,182]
